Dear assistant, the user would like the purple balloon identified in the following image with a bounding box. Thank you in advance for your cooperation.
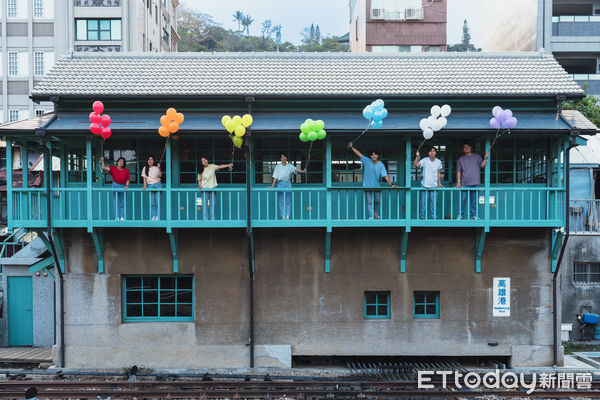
[504,109,513,119]
[497,110,509,122]
[490,117,501,129]
[503,116,518,129]
[492,106,502,118]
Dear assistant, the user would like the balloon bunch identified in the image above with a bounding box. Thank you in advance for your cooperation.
[362,99,388,129]
[158,108,184,138]
[299,119,326,142]
[222,114,253,149]
[489,106,518,149]
[419,104,451,141]
[89,101,112,139]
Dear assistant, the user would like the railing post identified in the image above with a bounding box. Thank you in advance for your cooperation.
[59,143,67,222]
[86,137,92,232]
[6,138,13,231]
[325,136,332,272]
[166,137,172,233]
[22,140,29,221]
[484,136,490,231]
[405,138,412,228]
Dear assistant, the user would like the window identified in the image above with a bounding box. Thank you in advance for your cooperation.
[410,45,422,52]
[254,137,323,184]
[178,136,246,184]
[75,19,122,41]
[364,291,390,319]
[33,0,43,17]
[123,276,193,321]
[35,109,46,117]
[7,0,17,17]
[8,109,20,122]
[34,52,44,76]
[155,5,158,24]
[428,46,441,52]
[574,262,600,284]
[414,291,439,318]
[8,52,18,76]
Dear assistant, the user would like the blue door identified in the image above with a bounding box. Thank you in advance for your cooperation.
[8,276,33,346]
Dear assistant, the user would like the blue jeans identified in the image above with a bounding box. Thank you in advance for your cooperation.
[148,182,161,219]
[201,191,216,220]
[112,182,125,219]
[460,185,479,219]
[277,181,292,218]
[365,190,381,218]
[419,186,437,219]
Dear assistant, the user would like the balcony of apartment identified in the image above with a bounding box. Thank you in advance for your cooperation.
[551,16,600,52]
[570,199,600,234]
[570,74,600,96]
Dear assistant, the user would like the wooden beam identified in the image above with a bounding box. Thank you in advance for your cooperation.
[28,256,54,274]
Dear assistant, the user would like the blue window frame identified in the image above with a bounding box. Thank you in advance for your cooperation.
[413,291,439,318]
[364,291,390,319]
[123,275,193,321]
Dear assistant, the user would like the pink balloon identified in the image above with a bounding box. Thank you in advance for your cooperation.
[90,123,101,135]
[89,112,101,124]
[100,127,112,139]
[100,114,111,127]
[93,101,104,114]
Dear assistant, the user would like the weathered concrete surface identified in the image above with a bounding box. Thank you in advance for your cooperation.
[61,227,554,368]
[560,236,600,340]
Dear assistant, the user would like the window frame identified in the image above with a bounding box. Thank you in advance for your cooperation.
[123,275,194,322]
[8,109,20,122]
[413,291,440,319]
[33,0,44,18]
[573,262,600,284]
[7,0,17,18]
[8,51,18,76]
[34,51,44,76]
[364,291,391,319]
[75,18,122,41]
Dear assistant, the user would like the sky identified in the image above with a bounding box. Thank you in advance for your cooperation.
[182,0,482,47]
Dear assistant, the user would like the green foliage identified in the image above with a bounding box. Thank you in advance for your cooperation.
[447,19,481,52]
[564,84,600,128]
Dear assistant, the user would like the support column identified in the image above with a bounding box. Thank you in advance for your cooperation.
[91,228,104,274]
[86,137,93,232]
[405,138,412,225]
[169,229,179,273]
[6,138,13,231]
[325,227,331,273]
[166,137,172,233]
[484,136,491,231]
[475,228,486,273]
[400,227,409,273]
[325,136,332,273]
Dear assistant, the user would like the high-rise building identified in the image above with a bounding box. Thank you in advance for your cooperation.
[0,0,180,123]
[349,0,447,53]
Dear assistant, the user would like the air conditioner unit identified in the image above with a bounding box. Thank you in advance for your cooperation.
[405,8,423,20]
[371,8,384,20]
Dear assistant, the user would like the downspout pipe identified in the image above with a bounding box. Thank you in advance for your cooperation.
[245,96,255,368]
[552,135,577,366]
[35,98,64,367]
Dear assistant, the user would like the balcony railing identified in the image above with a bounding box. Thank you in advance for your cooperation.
[10,186,566,229]
[570,199,600,234]
[552,16,600,23]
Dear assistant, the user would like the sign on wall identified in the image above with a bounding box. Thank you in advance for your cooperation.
[493,277,510,317]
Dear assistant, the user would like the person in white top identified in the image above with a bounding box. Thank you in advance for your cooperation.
[270,153,306,220]
[197,157,233,220]
[141,155,162,220]
[414,146,443,219]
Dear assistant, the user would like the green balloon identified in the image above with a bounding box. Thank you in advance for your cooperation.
[317,129,326,140]
[307,131,318,141]
[316,120,325,131]
[300,122,311,134]
[310,120,320,132]
[232,136,243,148]
[299,132,309,142]
[306,118,313,125]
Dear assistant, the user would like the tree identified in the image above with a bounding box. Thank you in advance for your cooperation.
[564,85,600,128]
[232,10,244,33]
[315,25,321,45]
[241,14,254,36]
[261,19,273,40]
[273,24,282,51]
[447,19,481,52]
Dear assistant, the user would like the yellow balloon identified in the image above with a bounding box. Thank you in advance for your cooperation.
[232,136,243,149]
[225,119,235,133]
[221,115,231,127]
[241,114,253,127]
[232,115,242,126]
[234,125,246,137]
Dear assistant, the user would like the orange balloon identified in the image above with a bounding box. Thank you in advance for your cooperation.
[158,126,170,137]
[168,122,179,133]
[160,115,169,127]
[175,113,184,124]
[166,108,177,120]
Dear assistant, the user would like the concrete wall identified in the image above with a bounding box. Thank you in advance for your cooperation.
[560,235,600,340]
[61,227,556,369]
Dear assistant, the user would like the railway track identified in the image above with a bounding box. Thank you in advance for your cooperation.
[2,380,600,399]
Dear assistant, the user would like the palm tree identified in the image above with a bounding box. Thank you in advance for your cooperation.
[241,14,254,36]
[232,10,244,33]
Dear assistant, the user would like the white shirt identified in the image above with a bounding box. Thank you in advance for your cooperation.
[272,163,297,182]
[419,157,442,188]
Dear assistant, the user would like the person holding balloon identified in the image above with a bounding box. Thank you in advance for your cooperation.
[456,142,488,219]
[348,142,397,219]
[270,153,306,220]
[141,155,162,221]
[197,157,234,220]
[414,146,443,219]
[100,156,130,220]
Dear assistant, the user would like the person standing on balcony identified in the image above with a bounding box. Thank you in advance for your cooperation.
[456,142,488,219]
[197,157,233,220]
[100,156,130,220]
[270,153,306,220]
[141,155,162,221]
[348,142,396,219]
[414,146,443,219]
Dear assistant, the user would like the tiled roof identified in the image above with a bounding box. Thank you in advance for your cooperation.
[561,110,599,134]
[31,52,584,98]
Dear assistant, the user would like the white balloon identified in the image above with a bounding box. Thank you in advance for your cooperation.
[439,117,448,128]
[430,105,441,118]
[432,118,444,131]
[427,115,436,126]
[441,104,452,117]
[423,128,434,140]
[419,118,429,131]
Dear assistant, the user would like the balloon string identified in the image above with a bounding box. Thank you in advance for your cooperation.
[158,136,170,164]
[229,142,235,171]
[351,119,372,144]
[490,128,510,150]
[305,141,314,184]
[416,138,427,153]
